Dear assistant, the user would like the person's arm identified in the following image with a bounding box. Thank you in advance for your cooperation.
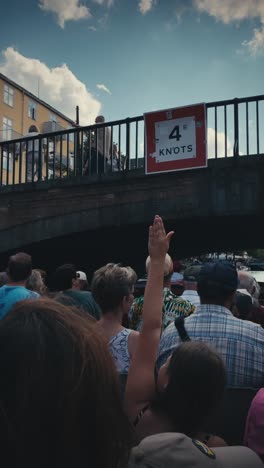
[124,215,174,421]
[127,330,140,360]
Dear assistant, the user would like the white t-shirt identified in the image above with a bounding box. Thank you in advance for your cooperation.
[181,290,200,308]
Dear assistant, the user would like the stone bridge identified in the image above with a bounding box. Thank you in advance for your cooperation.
[0,155,263,257]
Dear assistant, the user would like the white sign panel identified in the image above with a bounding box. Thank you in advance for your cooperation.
[155,116,196,163]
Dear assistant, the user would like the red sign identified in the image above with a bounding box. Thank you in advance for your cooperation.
[144,103,207,174]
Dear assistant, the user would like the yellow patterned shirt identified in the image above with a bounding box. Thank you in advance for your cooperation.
[129,287,195,332]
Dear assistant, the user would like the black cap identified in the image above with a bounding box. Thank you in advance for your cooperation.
[198,261,238,293]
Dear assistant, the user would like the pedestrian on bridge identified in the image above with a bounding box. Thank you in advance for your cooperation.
[24,124,43,183]
[83,115,111,175]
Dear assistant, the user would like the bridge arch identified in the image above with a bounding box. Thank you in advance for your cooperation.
[0,156,263,270]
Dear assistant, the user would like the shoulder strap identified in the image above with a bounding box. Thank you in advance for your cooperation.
[174,316,191,342]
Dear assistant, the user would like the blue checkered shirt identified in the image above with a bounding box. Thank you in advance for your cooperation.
[157,304,264,389]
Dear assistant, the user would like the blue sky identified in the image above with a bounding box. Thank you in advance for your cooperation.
[0,0,264,128]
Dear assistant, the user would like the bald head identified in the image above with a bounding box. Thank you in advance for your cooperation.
[237,270,260,301]
[95,115,105,124]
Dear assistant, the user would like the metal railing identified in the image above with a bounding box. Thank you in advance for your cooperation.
[206,95,264,159]
[1,94,263,187]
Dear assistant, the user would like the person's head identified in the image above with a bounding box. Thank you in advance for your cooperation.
[0,298,131,467]
[95,115,105,124]
[0,272,8,287]
[232,290,253,320]
[237,270,260,305]
[72,271,89,291]
[36,269,47,285]
[146,254,173,287]
[156,341,226,437]
[173,260,183,273]
[52,264,77,291]
[7,252,32,283]
[28,124,39,133]
[183,265,201,291]
[197,261,237,309]
[91,263,137,314]
[171,281,185,296]
[26,269,46,295]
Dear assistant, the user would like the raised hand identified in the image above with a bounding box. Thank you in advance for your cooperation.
[148,215,174,261]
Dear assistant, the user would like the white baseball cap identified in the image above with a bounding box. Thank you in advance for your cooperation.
[76,271,87,281]
[128,433,262,468]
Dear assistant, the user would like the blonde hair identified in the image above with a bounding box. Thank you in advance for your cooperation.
[26,269,45,294]
[91,263,137,311]
[145,254,173,277]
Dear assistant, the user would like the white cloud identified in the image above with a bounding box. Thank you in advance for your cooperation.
[193,0,264,24]
[39,0,91,28]
[92,0,114,6]
[207,127,233,159]
[96,83,112,95]
[139,0,264,53]
[139,0,155,15]
[242,26,264,55]
[89,25,97,31]
[0,47,101,126]
[193,0,264,55]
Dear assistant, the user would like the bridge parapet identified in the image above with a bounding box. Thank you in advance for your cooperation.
[0,155,264,254]
[1,94,264,188]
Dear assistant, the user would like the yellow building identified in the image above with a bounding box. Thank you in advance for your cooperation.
[0,73,76,184]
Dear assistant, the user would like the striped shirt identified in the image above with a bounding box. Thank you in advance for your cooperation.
[129,287,195,332]
[157,304,264,389]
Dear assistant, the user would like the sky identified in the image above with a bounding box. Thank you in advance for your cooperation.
[0,0,264,133]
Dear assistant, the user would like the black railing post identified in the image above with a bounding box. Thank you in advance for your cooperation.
[18,142,22,184]
[6,143,10,186]
[45,137,49,181]
[38,137,42,181]
[12,142,16,185]
[52,138,56,179]
[135,121,138,169]
[233,98,239,157]
[126,118,130,171]
[66,133,70,177]
[59,135,63,179]
[74,132,78,176]
[79,130,84,176]
[75,130,82,176]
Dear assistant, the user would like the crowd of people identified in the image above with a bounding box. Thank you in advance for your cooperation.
[0,216,264,467]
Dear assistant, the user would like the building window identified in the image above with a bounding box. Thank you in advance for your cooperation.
[2,116,13,141]
[2,150,13,172]
[28,100,37,120]
[50,113,57,122]
[4,84,14,107]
